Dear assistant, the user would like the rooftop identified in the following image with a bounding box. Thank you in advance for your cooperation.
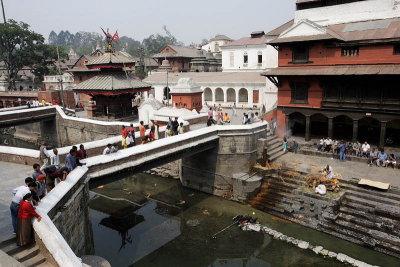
[144,72,266,85]
[153,45,203,58]
[73,73,151,93]
[210,35,233,41]
[221,33,268,47]
[86,52,136,68]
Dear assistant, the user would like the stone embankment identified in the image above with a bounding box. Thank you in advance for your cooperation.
[145,160,181,179]
[243,223,377,267]
[249,165,400,259]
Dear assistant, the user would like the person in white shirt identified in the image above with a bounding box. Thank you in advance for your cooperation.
[324,137,332,152]
[126,132,135,148]
[10,178,35,233]
[50,148,61,169]
[103,144,117,155]
[315,183,326,195]
[361,141,370,158]
[253,112,260,122]
[39,142,50,171]
[324,165,333,179]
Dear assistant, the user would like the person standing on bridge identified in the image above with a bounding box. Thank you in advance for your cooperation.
[41,99,46,107]
[10,178,34,234]
[66,149,77,172]
[39,141,50,171]
[122,126,128,149]
[165,125,173,138]
[139,121,146,137]
[232,103,237,117]
[153,120,160,140]
[17,193,42,246]
[172,117,179,135]
[178,122,184,134]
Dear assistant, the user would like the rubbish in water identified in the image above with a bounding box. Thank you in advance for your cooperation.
[188,193,195,197]
[146,193,151,198]
[186,219,200,227]
[97,185,104,189]
[177,200,186,205]
[212,215,258,239]
[272,216,292,224]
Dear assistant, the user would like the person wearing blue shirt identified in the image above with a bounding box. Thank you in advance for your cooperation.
[377,150,388,167]
[65,149,77,171]
[339,142,346,161]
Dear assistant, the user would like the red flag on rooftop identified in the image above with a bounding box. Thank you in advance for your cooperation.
[112,31,119,43]
[101,27,111,38]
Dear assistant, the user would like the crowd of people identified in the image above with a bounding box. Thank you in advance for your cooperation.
[316,137,399,168]
[10,142,87,246]
[206,104,266,127]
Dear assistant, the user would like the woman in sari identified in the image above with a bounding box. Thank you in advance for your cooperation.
[17,193,42,246]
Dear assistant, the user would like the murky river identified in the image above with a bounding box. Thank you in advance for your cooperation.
[89,173,399,267]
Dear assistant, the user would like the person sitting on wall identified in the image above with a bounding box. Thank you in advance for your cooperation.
[377,150,388,167]
[324,137,332,152]
[361,141,370,158]
[50,149,61,169]
[141,136,151,144]
[318,137,325,151]
[103,144,118,155]
[385,154,397,168]
[368,148,378,166]
[352,140,361,157]
[223,113,230,124]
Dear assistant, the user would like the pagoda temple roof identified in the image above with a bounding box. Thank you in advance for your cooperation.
[73,73,151,94]
[86,52,136,68]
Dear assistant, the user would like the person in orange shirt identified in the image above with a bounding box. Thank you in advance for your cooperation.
[139,121,146,137]
[121,125,128,149]
[223,113,230,123]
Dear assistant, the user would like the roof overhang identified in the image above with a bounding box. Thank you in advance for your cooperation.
[74,88,150,96]
[263,64,400,76]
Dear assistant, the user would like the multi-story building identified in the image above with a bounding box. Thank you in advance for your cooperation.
[202,34,233,55]
[264,0,400,148]
[220,31,278,72]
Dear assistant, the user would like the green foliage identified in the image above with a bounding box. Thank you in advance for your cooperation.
[142,25,184,55]
[0,20,66,87]
[135,65,146,80]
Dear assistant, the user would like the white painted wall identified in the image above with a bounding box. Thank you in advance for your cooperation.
[221,44,277,72]
[295,0,400,26]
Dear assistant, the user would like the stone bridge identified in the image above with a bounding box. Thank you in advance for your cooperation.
[0,106,56,127]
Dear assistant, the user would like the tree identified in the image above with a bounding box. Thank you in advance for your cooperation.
[142,26,184,55]
[0,20,67,88]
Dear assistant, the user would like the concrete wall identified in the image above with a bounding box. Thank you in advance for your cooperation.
[181,124,268,197]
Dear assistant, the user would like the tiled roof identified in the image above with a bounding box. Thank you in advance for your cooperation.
[271,18,400,44]
[221,35,267,47]
[86,52,136,66]
[73,73,151,91]
[266,20,295,37]
[153,45,201,58]
[210,35,233,41]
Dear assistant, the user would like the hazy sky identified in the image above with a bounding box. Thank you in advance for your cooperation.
[3,0,295,44]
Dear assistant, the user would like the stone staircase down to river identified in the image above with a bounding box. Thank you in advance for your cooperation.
[0,235,53,267]
[265,134,286,162]
[248,166,400,259]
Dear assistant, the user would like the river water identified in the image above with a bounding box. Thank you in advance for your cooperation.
[88,173,399,267]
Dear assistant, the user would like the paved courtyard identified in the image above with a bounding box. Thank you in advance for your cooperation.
[276,152,400,189]
[0,162,32,239]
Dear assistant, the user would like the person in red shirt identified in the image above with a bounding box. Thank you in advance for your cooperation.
[121,125,128,149]
[128,124,136,146]
[17,193,41,246]
[52,100,58,105]
[149,126,155,141]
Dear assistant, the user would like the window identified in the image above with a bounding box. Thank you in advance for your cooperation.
[292,46,309,63]
[342,47,359,57]
[290,82,309,104]
[243,53,248,64]
[394,45,400,55]
[166,48,170,53]
[229,52,234,67]
[258,53,263,64]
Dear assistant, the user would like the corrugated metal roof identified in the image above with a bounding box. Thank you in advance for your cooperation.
[263,64,400,76]
[73,74,151,91]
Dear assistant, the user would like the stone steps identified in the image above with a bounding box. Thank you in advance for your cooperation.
[341,184,400,203]
[346,190,400,207]
[0,236,52,267]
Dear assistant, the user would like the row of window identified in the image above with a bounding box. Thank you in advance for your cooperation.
[291,45,400,63]
[229,52,263,67]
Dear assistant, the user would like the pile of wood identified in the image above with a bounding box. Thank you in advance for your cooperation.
[305,173,341,193]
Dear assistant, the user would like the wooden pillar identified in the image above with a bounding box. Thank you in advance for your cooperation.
[380,121,387,149]
[352,119,358,142]
[328,117,333,138]
[285,114,290,137]
[305,115,311,141]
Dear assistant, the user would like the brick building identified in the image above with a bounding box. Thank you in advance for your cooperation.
[264,0,400,148]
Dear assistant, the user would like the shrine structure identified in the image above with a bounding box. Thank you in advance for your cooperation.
[73,29,151,119]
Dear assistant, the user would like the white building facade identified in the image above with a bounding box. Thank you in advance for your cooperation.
[144,72,277,112]
[220,31,278,72]
[43,73,75,91]
[295,0,400,27]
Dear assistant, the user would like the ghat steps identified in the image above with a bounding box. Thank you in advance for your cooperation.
[250,167,400,259]
[0,236,53,267]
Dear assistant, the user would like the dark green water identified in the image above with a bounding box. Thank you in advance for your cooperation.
[89,173,399,267]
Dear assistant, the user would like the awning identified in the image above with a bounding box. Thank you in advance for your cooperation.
[263,64,400,76]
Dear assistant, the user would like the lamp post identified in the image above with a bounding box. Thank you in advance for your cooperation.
[1,0,12,91]
[56,46,65,110]
[166,70,169,107]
